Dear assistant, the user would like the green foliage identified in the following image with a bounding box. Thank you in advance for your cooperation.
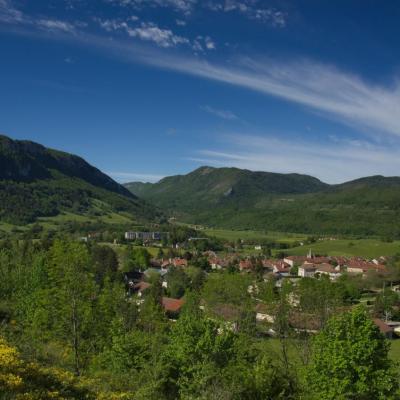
[201,272,252,308]
[306,307,399,400]
[90,244,119,285]
[123,247,151,272]
[374,288,400,319]
[125,166,400,237]
[2,236,400,399]
[166,267,190,298]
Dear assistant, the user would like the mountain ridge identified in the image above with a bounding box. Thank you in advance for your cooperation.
[124,166,400,237]
[0,135,158,225]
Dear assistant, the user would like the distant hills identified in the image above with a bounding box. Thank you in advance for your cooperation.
[125,166,400,237]
[0,135,159,225]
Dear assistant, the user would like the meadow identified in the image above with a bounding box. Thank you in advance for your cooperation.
[286,238,400,258]
[205,228,400,258]
[204,228,307,244]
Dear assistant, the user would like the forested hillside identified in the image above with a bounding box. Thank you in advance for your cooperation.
[126,167,400,237]
[0,135,159,225]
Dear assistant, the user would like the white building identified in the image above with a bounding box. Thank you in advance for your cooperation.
[298,263,317,278]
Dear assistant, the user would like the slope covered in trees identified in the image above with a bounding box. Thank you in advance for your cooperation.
[125,167,400,237]
[0,135,159,225]
[1,239,399,399]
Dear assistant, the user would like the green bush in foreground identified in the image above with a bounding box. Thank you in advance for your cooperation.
[306,307,399,400]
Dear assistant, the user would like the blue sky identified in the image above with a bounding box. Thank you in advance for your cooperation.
[1,0,400,183]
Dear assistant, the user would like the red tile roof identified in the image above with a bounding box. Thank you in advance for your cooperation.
[173,258,188,267]
[162,297,185,313]
[239,260,253,270]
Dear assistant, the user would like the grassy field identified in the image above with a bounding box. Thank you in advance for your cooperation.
[265,337,400,362]
[204,228,400,258]
[285,239,400,258]
[0,210,136,234]
[204,228,307,244]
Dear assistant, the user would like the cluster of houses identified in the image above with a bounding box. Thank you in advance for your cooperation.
[121,250,398,338]
[123,269,185,317]
[124,231,169,241]
[209,252,388,280]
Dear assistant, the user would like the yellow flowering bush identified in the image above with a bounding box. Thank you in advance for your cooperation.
[0,337,93,399]
[0,337,136,400]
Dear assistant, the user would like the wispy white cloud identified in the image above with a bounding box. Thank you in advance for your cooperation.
[189,133,400,183]
[36,19,77,34]
[127,21,190,48]
[3,0,400,142]
[0,0,23,23]
[139,56,400,139]
[105,0,286,26]
[201,105,238,120]
[176,19,187,26]
[108,171,165,183]
[204,36,216,50]
[206,0,286,27]
[0,0,80,33]
[105,0,197,15]
[95,17,216,51]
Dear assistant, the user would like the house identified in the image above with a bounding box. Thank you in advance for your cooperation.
[125,231,136,240]
[124,271,144,295]
[373,318,394,339]
[298,263,317,278]
[211,304,242,332]
[289,313,322,333]
[283,256,308,267]
[209,257,230,270]
[133,281,151,297]
[255,303,275,323]
[271,260,291,275]
[125,231,166,241]
[173,258,188,268]
[161,297,185,317]
[347,261,387,276]
[262,259,275,272]
[239,259,253,271]
[315,263,342,280]
[331,256,348,267]
[311,256,331,264]
[124,271,144,286]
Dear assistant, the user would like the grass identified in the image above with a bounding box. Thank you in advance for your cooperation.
[204,228,307,244]
[263,337,400,362]
[0,222,26,233]
[389,339,400,361]
[0,210,137,233]
[205,228,400,258]
[285,239,400,258]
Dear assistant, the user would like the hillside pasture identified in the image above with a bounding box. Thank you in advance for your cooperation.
[285,238,400,258]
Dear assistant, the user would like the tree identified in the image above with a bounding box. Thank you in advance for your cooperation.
[123,246,151,272]
[201,273,251,309]
[163,307,236,399]
[166,267,190,298]
[48,240,97,375]
[306,306,399,400]
[90,244,118,285]
[374,288,400,320]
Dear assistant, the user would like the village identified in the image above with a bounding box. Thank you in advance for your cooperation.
[120,230,400,341]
